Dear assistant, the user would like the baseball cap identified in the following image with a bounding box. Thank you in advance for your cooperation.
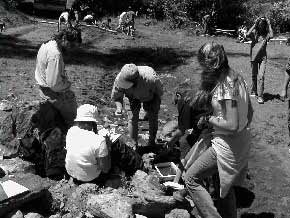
[116,64,139,89]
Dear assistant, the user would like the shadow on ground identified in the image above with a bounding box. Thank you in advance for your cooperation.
[240,212,275,218]
[0,33,195,72]
[263,92,281,102]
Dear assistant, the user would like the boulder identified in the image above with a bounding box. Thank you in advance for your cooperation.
[5,210,24,218]
[48,180,99,216]
[165,209,191,218]
[130,171,191,218]
[0,167,6,178]
[24,213,44,218]
[0,173,54,217]
[86,190,134,218]
[48,215,61,218]
[0,158,35,175]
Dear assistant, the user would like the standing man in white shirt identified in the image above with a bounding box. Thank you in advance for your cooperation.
[34,31,78,126]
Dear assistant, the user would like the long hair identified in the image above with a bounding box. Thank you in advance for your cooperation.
[198,42,229,93]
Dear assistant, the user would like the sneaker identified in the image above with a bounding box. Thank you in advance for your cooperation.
[257,96,264,104]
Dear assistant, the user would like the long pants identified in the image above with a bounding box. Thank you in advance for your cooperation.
[251,58,267,97]
[184,147,237,218]
[39,86,77,127]
[128,96,161,145]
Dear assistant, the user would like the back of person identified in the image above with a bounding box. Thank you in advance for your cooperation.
[65,126,108,182]
[123,66,163,102]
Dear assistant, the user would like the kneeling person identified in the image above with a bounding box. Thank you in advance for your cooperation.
[65,104,111,183]
[65,104,144,183]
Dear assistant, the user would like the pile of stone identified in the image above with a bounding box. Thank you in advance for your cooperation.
[0,99,194,218]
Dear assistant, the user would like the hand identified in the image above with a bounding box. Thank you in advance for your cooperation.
[197,115,210,129]
[114,108,122,116]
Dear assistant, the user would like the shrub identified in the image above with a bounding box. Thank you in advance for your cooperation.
[267,1,290,33]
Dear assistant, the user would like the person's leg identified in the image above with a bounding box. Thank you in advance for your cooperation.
[281,69,290,101]
[184,147,221,218]
[128,98,141,145]
[257,58,267,102]
[143,96,161,146]
[53,90,77,127]
[251,61,258,96]
[216,187,237,218]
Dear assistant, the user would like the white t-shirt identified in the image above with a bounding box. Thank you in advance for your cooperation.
[65,126,109,182]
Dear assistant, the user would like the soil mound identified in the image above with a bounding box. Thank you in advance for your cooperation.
[0,2,32,27]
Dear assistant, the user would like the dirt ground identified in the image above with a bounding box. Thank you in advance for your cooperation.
[1,16,290,217]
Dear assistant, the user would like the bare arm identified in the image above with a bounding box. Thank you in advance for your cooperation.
[209,99,239,133]
[266,18,273,40]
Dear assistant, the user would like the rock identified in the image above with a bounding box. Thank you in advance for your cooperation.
[86,191,135,218]
[0,173,54,217]
[5,210,24,218]
[48,214,61,218]
[48,180,99,216]
[0,167,6,178]
[0,158,35,175]
[24,213,44,218]
[130,171,190,218]
[61,213,73,218]
[0,101,67,177]
[165,209,191,218]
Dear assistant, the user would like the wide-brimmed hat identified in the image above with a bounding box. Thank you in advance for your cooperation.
[116,64,139,89]
[74,104,98,122]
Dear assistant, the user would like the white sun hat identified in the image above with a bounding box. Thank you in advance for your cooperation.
[116,63,139,89]
[74,104,98,122]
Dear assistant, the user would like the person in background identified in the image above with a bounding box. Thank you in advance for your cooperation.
[183,42,253,218]
[246,16,273,104]
[65,104,144,184]
[34,31,78,127]
[58,10,71,32]
[116,11,127,32]
[111,64,163,149]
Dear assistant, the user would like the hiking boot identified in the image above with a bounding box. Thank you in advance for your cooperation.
[257,96,264,104]
[173,189,188,202]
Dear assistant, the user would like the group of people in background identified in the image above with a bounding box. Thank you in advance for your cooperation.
[58,6,136,36]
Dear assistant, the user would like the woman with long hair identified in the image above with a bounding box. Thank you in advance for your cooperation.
[246,17,273,104]
[183,42,254,217]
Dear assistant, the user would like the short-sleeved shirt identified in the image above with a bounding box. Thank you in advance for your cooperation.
[211,70,251,197]
[65,126,109,182]
[111,66,163,103]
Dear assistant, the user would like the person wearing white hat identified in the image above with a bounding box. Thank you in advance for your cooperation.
[65,104,111,183]
[111,63,163,148]
[65,104,144,184]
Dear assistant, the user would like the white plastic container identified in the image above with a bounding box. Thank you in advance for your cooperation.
[154,162,178,181]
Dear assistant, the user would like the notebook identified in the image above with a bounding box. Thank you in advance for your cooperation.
[98,128,122,143]
[0,180,29,202]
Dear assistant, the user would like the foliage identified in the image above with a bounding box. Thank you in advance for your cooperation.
[266,1,290,33]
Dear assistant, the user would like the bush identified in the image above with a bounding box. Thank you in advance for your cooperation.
[267,1,290,33]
